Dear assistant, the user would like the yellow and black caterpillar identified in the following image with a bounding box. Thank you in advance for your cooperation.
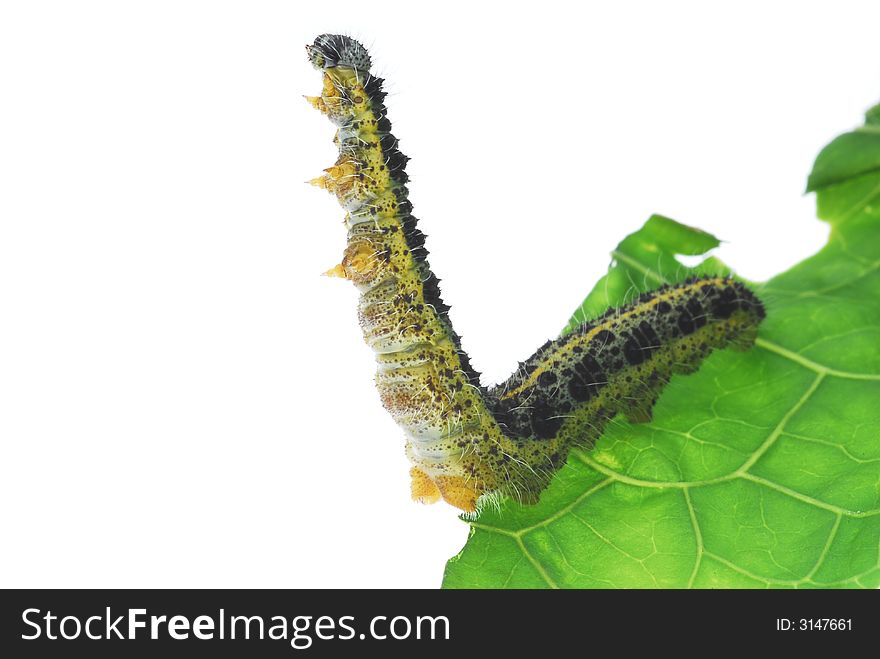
[306,34,765,513]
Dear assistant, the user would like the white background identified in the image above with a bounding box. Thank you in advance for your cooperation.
[2,1,879,588]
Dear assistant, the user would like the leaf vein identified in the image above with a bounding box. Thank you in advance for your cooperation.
[683,488,704,589]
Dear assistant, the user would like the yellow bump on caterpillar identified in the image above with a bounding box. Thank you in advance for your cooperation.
[304,95,327,113]
[305,34,766,514]
[323,264,347,279]
[409,467,441,505]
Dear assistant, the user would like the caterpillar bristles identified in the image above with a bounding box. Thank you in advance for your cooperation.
[306,34,766,514]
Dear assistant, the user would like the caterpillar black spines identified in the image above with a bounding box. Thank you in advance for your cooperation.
[306,34,766,513]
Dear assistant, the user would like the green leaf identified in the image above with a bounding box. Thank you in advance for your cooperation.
[562,214,724,334]
[806,106,880,192]
[443,104,880,589]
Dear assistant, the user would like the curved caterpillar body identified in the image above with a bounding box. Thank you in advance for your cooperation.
[306,35,766,513]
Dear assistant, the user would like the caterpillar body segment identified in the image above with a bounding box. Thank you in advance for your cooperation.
[306,35,766,513]
[307,34,517,512]
[486,279,766,458]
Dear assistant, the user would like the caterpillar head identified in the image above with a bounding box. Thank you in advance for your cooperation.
[306,34,372,72]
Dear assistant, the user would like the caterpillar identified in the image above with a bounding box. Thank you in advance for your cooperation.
[305,34,766,513]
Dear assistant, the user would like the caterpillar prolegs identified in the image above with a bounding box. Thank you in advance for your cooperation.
[305,34,766,513]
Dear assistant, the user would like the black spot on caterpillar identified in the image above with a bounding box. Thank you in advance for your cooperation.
[306,34,766,513]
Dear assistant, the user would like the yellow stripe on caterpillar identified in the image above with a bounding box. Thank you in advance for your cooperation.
[500,276,747,401]
[486,277,765,444]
